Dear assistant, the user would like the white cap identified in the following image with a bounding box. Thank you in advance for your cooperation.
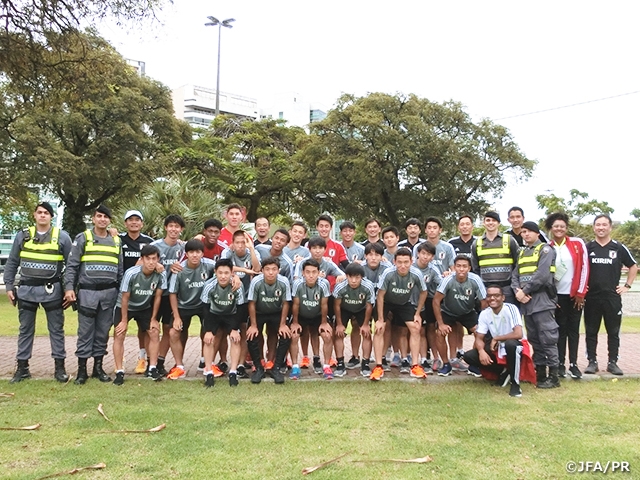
[124,210,144,221]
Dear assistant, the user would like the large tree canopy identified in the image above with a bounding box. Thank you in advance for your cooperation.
[297,92,536,226]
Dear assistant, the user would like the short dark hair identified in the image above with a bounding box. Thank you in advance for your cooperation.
[164,214,185,228]
[345,262,365,277]
[508,206,524,217]
[340,221,356,231]
[185,239,204,253]
[544,212,569,231]
[382,226,400,237]
[226,203,243,213]
[256,217,270,226]
[486,284,505,294]
[364,242,384,255]
[394,247,413,259]
[204,218,223,230]
[316,214,333,227]
[302,258,320,271]
[424,216,443,229]
[261,256,280,269]
[454,254,471,266]
[416,241,436,255]
[307,236,327,249]
[594,214,612,225]
[291,220,308,233]
[140,245,160,258]
[215,258,233,271]
[404,217,422,229]
[272,228,291,242]
[364,217,381,228]
[232,230,247,240]
[458,214,473,224]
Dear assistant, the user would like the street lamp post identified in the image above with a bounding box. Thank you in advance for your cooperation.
[205,16,235,116]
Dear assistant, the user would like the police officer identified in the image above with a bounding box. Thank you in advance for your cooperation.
[64,205,123,385]
[4,202,72,383]
[511,221,559,389]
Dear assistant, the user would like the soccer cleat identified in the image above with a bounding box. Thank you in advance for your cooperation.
[381,357,391,372]
[399,359,411,374]
[264,360,275,371]
[134,358,147,374]
[237,364,249,379]
[467,364,482,378]
[509,382,522,397]
[361,361,371,377]
[607,361,623,376]
[197,360,205,372]
[313,358,323,375]
[323,366,334,380]
[569,364,582,379]
[150,368,162,382]
[421,358,431,372]
[167,367,186,380]
[437,363,453,377]
[410,364,427,378]
[289,365,301,380]
[113,371,125,386]
[431,358,443,373]
[334,363,346,377]
[369,365,384,381]
[211,365,225,378]
[346,356,360,369]
[495,369,510,387]
[450,358,468,372]
[229,372,239,387]
[390,352,401,367]
[329,358,337,367]
[558,365,566,378]
[205,373,215,388]
[300,356,310,369]
[156,364,168,378]
[584,360,598,374]
[217,361,228,374]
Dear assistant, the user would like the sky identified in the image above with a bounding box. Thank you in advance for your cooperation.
[99,0,639,224]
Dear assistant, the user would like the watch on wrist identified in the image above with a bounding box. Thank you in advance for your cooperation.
[624,283,632,289]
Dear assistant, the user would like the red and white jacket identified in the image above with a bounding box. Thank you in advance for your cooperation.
[548,236,589,299]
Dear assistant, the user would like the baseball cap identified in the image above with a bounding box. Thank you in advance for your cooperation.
[124,210,144,221]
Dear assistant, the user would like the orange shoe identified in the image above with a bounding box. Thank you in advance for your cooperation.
[134,358,147,374]
[410,364,427,378]
[211,365,224,378]
[369,365,384,381]
[167,366,186,379]
[264,360,275,371]
[300,356,310,369]
[329,358,337,367]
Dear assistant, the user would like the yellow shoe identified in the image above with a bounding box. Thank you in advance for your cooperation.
[134,358,147,374]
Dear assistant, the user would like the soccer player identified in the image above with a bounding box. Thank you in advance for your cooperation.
[432,255,487,376]
[361,218,385,247]
[201,259,246,387]
[448,214,475,258]
[333,263,376,376]
[340,221,365,263]
[284,221,311,264]
[362,242,391,370]
[382,226,401,263]
[398,218,425,250]
[255,228,295,282]
[200,218,228,261]
[112,245,166,385]
[370,248,428,381]
[254,217,272,246]
[219,203,245,247]
[246,257,292,383]
[290,259,332,379]
[166,239,216,380]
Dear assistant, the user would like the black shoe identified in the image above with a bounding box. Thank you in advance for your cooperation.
[313,357,323,375]
[150,368,162,382]
[267,368,285,384]
[569,364,582,379]
[91,357,112,382]
[381,357,391,372]
[54,358,69,383]
[229,372,238,387]
[399,359,411,374]
[251,368,265,384]
[607,361,623,376]
[156,364,168,377]
[361,360,371,377]
[509,382,522,397]
[584,360,598,374]
[205,373,214,388]
[548,367,561,387]
[346,356,360,369]
[494,369,510,387]
[237,364,249,379]
[75,359,89,385]
[113,372,125,385]
[558,365,566,378]
[334,363,346,377]
[10,360,31,384]
[197,360,205,372]
[217,362,229,374]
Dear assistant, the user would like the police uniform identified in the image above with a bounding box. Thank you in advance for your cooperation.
[4,223,72,382]
[65,225,123,384]
[511,239,559,387]
[471,232,520,304]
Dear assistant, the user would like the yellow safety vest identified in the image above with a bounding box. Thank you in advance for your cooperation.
[19,227,63,279]
[80,229,121,265]
[476,234,514,267]
[518,243,556,275]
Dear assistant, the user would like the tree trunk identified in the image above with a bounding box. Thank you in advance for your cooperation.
[62,200,90,237]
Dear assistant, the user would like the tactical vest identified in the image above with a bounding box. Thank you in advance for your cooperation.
[476,234,514,267]
[19,227,63,279]
[518,243,557,276]
[80,229,121,280]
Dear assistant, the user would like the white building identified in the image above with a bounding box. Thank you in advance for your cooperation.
[259,92,327,129]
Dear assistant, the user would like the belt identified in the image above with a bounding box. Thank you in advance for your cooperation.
[78,282,118,291]
[20,277,61,286]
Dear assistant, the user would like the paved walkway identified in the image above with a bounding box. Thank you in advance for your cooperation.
[1,333,639,380]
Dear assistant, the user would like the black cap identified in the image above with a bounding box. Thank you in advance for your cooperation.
[36,202,54,217]
[484,211,501,222]
[95,204,112,219]
[521,221,540,234]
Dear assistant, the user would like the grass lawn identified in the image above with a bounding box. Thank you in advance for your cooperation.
[0,379,639,479]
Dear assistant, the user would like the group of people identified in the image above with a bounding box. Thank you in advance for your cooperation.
[5,202,637,398]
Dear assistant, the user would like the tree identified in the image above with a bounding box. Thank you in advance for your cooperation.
[296,92,535,227]
[0,191,38,234]
[177,116,307,222]
[614,209,640,260]
[0,30,191,235]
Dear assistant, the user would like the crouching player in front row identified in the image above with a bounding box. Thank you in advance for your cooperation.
[113,245,167,385]
[333,263,376,377]
[200,259,246,388]
[246,257,292,385]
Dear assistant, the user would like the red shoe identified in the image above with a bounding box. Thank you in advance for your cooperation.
[369,365,384,381]
[211,365,224,378]
[300,356,310,369]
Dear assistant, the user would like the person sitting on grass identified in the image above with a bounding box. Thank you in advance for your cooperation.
[333,262,376,377]
[113,245,166,385]
[200,259,246,388]
[246,257,292,384]
[290,259,332,379]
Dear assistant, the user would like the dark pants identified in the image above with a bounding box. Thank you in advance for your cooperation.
[464,338,523,384]
[524,309,559,367]
[247,314,290,368]
[555,294,582,366]
[584,295,622,362]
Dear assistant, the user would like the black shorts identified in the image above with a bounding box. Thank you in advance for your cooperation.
[158,295,173,325]
[204,311,240,335]
[255,313,282,332]
[421,297,437,325]
[384,302,417,327]
[339,308,367,328]
[441,310,478,334]
[298,315,322,328]
[236,303,249,324]
[113,306,152,332]
[177,307,206,332]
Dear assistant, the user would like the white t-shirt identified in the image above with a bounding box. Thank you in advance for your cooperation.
[476,303,523,358]
[553,242,575,295]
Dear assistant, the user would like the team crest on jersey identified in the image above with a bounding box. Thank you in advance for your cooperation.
[314,292,320,301]
[358,293,365,300]
[275,289,281,298]
[609,250,617,259]
[352,254,358,261]
[201,272,208,280]
[407,282,414,289]
[150,282,157,290]
[465,288,472,296]
[329,249,336,257]
[176,250,181,258]
[439,252,445,259]
[214,255,220,262]
[245,260,252,268]
[228,293,234,300]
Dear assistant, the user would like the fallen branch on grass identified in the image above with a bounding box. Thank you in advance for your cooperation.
[97,404,111,422]
[36,462,106,479]
[0,393,16,398]
[0,423,41,431]
[302,452,350,475]
[96,423,166,434]
[353,455,434,464]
